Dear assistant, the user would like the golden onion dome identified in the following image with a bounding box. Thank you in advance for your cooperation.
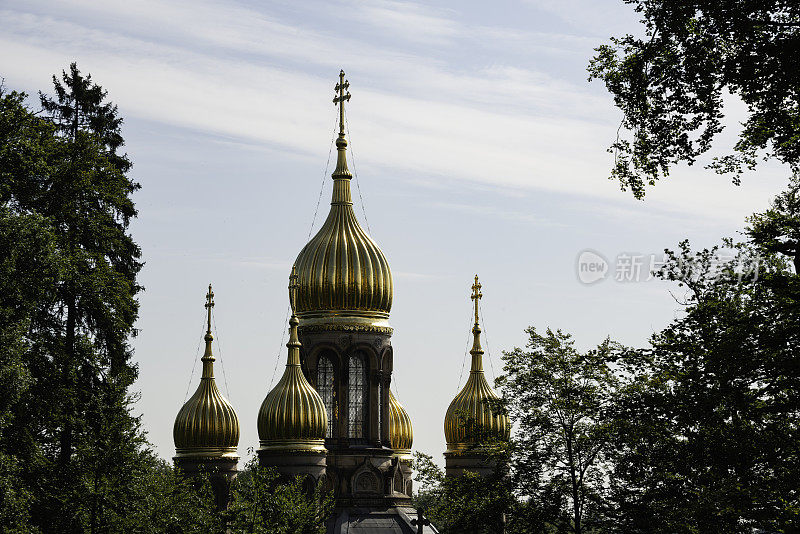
[293,71,392,329]
[444,276,510,452]
[174,285,240,458]
[388,389,413,454]
[258,269,328,452]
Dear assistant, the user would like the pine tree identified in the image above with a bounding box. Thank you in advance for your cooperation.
[0,64,146,532]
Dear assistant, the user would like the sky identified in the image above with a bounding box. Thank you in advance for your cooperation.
[0,0,791,466]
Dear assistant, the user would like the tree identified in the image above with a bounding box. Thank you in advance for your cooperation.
[412,451,516,534]
[0,65,150,532]
[607,217,800,531]
[588,1,800,198]
[497,329,619,534]
[124,456,222,534]
[747,174,800,272]
[224,458,333,534]
[0,86,61,533]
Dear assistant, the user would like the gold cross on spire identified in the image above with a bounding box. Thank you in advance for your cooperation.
[205,284,215,335]
[333,69,351,137]
[289,266,299,315]
[471,275,482,326]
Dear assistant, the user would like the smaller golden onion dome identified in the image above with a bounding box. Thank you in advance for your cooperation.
[293,71,393,329]
[174,285,240,459]
[444,276,510,453]
[258,268,328,452]
[388,389,413,453]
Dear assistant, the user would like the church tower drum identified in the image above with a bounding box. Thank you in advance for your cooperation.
[443,276,510,477]
[257,268,328,483]
[289,71,413,509]
[173,285,240,510]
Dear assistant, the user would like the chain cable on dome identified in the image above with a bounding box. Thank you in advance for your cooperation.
[479,301,497,383]
[344,109,372,235]
[268,303,290,389]
[183,313,208,403]
[269,110,339,390]
[212,310,232,399]
[456,310,473,390]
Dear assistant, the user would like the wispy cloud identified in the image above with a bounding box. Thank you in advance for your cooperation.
[0,0,786,226]
[425,201,561,226]
[346,0,460,46]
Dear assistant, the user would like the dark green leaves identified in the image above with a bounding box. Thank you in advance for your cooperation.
[589,1,800,198]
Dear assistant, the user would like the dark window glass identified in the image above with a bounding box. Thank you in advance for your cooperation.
[348,353,366,439]
[317,355,335,438]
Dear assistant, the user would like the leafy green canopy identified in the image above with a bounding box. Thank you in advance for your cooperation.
[499,330,620,534]
[605,191,800,531]
[412,451,515,534]
[224,458,333,534]
[588,1,800,198]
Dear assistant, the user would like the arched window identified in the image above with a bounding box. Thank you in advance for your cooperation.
[317,355,335,438]
[348,353,366,439]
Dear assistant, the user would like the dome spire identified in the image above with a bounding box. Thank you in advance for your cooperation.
[292,71,393,328]
[202,283,215,379]
[470,275,483,373]
[287,267,301,366]
[332,69,352,186]
[257,267,328,451]
[173,284,239,459]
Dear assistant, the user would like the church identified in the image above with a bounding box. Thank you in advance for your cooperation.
[172,71,510,533]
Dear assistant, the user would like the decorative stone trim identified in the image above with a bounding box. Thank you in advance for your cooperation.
[299,323,394,335]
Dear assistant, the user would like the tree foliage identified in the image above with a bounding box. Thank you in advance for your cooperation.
[0,68,220,533]
[412,451,516,534]
[498,330,619,534]
[225,458,333,534]
[606,205,800,531]
[588,0,800,198]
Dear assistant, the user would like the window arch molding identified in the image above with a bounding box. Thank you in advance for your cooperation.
[307,344,341,440]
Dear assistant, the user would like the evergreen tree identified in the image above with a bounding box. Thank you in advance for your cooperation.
[0,64,148,532]
[0,85,61,534]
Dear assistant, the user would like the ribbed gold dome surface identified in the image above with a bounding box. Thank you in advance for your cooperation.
[174,286,239,458]
[444,277,510,452]
[258,272,328,452]
[294,74,392,328]
[388,390,413,453]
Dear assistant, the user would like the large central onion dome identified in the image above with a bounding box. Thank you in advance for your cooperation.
[444,276,510,452]
[174,285,240,459]
[258,269,328,452]
[293,72,392,329]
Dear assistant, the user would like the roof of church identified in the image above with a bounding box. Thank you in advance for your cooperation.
[328,508,439,534]
[173,285,239,458]
[444,276,510,452]
[257,268,328,451]
[293,70,393,330]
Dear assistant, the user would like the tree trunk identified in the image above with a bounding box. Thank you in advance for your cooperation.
[566,436,581,534]
[59,294,75,466]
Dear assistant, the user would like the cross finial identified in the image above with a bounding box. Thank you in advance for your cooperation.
[289,266,299,314]
[333,69,351,137]
[205,284,214,335]
[471,274,482,325]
